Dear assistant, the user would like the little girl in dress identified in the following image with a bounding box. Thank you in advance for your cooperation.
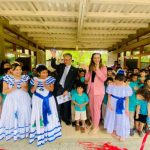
[104,70,132,141]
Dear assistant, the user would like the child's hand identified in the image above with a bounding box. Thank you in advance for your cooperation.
[21,82,26,88]
[134,87,138,91]
[63,91,68,96]
[135,114,139,119]
[108,103,113,111]
[79,105,83,110]
[43,81,46,87]
[21,82,27,91]
[125,110,129,116]
[34,80,38,87]
[51,49,56,58]
[12,83,17,91]
[126,81,130,85]
[43,81,54,91]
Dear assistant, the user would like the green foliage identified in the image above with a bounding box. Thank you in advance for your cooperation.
[46,50,108,67]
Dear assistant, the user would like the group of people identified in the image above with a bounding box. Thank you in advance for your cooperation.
[0,51,149,146]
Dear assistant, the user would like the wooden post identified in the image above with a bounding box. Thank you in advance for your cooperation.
[34,51,37,65]
[22,47,25,54]
[13,43,17,58]
[131,49,133,56]
[117,53,120,61]
[138,46,144,69]
[124,51,126,68]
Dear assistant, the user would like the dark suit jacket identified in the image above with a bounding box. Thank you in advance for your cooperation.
[51,58,77,93]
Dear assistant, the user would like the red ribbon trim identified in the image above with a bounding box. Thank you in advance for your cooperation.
[140,130,150,150]
[78,141,128,150]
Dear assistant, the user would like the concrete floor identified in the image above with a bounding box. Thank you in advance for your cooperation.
[0,123,149,150]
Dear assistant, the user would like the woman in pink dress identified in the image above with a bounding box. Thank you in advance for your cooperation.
[85,53,107,134]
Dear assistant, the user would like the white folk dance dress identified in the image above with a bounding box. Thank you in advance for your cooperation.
[0,75,31,141]
[29,77,62,146]
[104,84,132,139]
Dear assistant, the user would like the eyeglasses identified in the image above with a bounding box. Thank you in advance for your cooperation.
[64,58,71,61]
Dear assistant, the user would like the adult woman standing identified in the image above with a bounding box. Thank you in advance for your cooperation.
[85,53,107,134]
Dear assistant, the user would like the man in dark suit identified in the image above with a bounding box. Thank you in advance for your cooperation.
[51,51,77,125]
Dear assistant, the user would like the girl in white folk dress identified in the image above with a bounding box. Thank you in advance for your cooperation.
[104,70,132,141]
[0,63,31,141]
[29,65,61,146]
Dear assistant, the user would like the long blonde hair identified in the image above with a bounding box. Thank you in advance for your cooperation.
[89,53,103,72]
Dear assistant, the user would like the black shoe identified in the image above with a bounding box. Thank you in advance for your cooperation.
[130,128,135,136]
[65,121,71,126]
[85,119,92,126]
[145,127,150,133]
[72,121,76,127]
[138,131,144,137]
[79,121,82,126]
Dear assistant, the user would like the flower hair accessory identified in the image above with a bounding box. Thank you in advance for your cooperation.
[117,69,125,75]
[11,61,20,65]
[36,64,45,68]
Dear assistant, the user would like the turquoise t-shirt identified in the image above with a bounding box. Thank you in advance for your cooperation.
[71,89,77,97]
[0,75,3,98]
[129,82,139,112]
[80,77,85,83]
[0,75,6,103]
[0,75,3,92]
[72,93,89,112]
[137,100,148,115]
[103,85,108,105]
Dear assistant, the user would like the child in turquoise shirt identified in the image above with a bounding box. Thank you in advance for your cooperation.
[102,77,113,122]
[129,74,139,136]
[72,83,89,133]
[135,87,150,137]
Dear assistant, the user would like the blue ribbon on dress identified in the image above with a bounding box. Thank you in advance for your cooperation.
[34,92,52,126]
[111,95,126,114]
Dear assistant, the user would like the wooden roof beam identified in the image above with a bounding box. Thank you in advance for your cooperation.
[5,34,37,51]
[91,0,150,5]
[0,10,78,18]
[87,12,150,19]
[116,37,150,53]
[9,21,148,29]
[110,24,150,51]
[0,17,44,50]
[77,0,87,38]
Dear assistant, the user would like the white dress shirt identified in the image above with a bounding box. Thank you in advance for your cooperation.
[59,65,71,88]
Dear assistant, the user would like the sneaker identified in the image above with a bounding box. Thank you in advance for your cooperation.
[144,127,150,133]
[85,119,91,126]
[81,127,85,133]
[130,128,135,136]
[138,131,144,137]
[72,121,76,127]
[75,125,80,131]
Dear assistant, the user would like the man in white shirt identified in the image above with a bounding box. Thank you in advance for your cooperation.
[51,51,77,125]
